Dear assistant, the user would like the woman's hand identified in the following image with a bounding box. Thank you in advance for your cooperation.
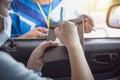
[27,41,58,71]
[54,21,80,47]
[19,27,49,39]
[80,15,95,33]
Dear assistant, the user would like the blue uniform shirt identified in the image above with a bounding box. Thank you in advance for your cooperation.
[9,0,77,37]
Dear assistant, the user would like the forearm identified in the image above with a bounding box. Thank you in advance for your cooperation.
[17,34,29,39]
[66,43,94,80]
[27,53,44,72]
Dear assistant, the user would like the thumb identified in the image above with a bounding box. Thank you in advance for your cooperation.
[40,41,58,50]
[32,41,58,58]
[36,41,58,58]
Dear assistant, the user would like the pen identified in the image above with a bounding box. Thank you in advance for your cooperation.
[60,7,64,22]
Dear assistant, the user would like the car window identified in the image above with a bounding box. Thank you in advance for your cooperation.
[10,0,120,39]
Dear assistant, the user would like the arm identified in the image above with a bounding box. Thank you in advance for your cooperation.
[66,41,94,80]
[18,27,49,39]
[54,21,94,80]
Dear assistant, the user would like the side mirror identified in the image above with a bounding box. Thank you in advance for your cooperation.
[106,4,120,29]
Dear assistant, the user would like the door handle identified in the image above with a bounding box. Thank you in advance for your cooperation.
[92,59,109,65]
[6,39,17,51]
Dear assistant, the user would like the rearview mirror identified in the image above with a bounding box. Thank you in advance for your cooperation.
[106,4,120,29]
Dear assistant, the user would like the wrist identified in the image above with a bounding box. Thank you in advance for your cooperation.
[32,70,42,77]
[18,33,31,39]
[66,41,83,53]
[27,64,43,72]
[65,39,80,48]
[27,59,44,72]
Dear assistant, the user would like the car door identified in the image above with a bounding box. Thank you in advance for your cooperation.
[1,38,120,80]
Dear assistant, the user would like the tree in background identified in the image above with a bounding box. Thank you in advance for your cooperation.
[112,0,120,4]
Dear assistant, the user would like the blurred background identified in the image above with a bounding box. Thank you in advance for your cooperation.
[72,0,120,38]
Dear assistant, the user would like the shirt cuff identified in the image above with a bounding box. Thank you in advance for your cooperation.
[33,70,42,77]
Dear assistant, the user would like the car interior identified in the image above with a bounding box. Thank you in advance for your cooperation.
[1,0,120,80]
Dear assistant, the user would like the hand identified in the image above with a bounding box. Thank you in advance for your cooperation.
[80,15,95,33]
[54,21,80,47]
[19,27,49,39]
[27,41,58,71]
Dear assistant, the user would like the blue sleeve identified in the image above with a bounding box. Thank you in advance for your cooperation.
[0,51,48,80]
[9,0,22,37]
[9,0,32,37]
[10,13,21,37]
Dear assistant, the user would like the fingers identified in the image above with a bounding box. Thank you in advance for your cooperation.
[36,41,58,57]
[57,21,65,30]
[54,21,65,36]
[40,41,58,49]
[37,31,48,39]
[36,27,49,33]
[54,21,63,35]
[35,27,49,39]
[84,22,92,33]
[85,16,94,27]
[54,27,60,35]
[82,15,95,33]
[32,41,58,59]
[55,21,77,35]
[58,21,75,30]
[54,21,66,37]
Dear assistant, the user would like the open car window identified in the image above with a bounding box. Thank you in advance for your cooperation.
[10,0,120,39]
